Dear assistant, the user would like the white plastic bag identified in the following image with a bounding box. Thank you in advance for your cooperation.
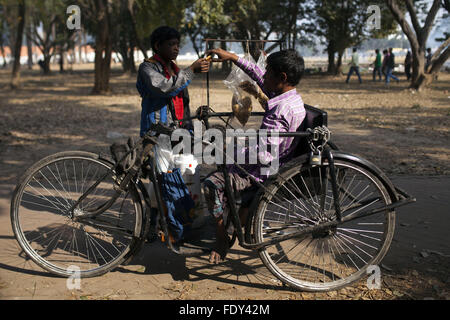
[223,51,268,125]
[154,134,173,173]
[173,153,198,175]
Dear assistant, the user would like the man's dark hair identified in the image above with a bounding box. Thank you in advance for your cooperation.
[353,48,357,52]
[375,49,379,53]
[150,26,180,52]
[266,49,304,86]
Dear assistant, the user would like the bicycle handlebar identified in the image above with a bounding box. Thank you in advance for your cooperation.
[147,122,176,136]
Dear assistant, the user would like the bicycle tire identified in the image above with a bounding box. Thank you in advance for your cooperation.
[253,156,396,291]
[10,151,143,278]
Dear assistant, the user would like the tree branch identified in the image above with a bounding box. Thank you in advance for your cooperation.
[429,36,450,72]
[422,0,442,44]
[405,0,421,35]
[386,0,419,52]
[429,43,450,73]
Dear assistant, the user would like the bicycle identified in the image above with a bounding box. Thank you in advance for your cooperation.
[10,105,415,291]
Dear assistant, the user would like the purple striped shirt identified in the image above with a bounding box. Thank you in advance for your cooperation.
[230,57,306,182]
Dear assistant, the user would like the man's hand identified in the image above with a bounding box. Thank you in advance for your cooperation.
[207,48,239,63]
[190,57,210,73]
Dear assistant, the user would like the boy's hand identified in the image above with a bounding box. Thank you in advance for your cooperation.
[190,57,210,73]
[207,48,238,63]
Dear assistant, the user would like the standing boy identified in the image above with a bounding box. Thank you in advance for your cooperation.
[136,26,210,242]
[136,26,210,137]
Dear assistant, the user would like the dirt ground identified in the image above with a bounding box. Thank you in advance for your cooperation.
[0,62,449,300]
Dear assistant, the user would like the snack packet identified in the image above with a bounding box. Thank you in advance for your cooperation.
[223,51,268,125]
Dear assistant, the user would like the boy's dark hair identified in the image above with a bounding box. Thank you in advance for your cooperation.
[267,49,304,86]
[375,49,379,53]
[353,48,357,52]
[150,26,180,52]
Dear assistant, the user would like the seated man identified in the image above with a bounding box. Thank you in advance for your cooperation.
[203,48,306,263]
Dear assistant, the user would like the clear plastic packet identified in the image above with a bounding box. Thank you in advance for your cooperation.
[223,51,268,126]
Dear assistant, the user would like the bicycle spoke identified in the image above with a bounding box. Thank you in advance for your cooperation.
[257,159,394,290]
[13,153,141,276]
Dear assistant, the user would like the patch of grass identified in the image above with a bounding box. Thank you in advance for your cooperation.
[411,103,422,109]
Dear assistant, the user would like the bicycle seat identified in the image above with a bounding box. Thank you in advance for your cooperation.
[238,105,328,208]
[291,104,328,158]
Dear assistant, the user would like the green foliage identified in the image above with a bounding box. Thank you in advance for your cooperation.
[135,0,188,44]
[182,0,308,58]
[305,0,399,73]
[182,0,231,56]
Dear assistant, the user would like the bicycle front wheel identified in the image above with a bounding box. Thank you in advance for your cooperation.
[254,157,396,291]
[10,151,143,278]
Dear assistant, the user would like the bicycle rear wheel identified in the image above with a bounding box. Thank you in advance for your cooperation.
[253,156,396,291]
[10,151,143,278]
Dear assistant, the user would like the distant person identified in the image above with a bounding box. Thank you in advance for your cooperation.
[345,48,362,84]
[372,49,382,81]
[381,49,388,76]
[385,48,399,85]
[425,48,432,72]
[404,51,412,80]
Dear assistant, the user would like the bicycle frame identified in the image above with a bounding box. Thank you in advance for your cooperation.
[66,110,415,255]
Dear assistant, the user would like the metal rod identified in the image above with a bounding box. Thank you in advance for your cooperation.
[324,147,342,222]
[203,38,283,43]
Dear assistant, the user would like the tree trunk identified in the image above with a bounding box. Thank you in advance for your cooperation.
[119,45,130,73]
[327,45,336,74]
[219,35,230,72]
[385,0,444,91]
[410,47,427,90]
[26,24,33,69]
[11,0,26,89]
[120,46,136,74]
[335,50,344,75]
[92,0,112,94]
[130,47,136,73]
[59,47,65,73]
[42,53,51,74]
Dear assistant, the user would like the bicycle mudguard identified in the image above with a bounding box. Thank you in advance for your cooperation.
[331,151,408,203]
